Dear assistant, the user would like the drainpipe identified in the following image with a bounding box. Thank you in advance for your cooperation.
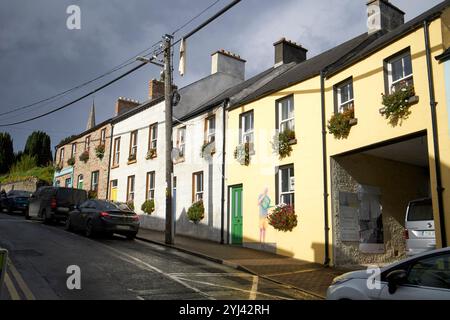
[220,99,229,244]
[424,20,447,247]
[320,70,331,266]
[105,125,114,200]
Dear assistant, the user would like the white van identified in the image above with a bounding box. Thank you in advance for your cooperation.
[405,198,436,256]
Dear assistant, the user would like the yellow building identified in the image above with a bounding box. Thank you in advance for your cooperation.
[225,0,450,266]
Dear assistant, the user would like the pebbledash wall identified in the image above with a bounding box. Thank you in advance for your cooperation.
[54,121,112,199]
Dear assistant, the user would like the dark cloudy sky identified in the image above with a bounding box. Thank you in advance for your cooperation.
[0,0,443,153]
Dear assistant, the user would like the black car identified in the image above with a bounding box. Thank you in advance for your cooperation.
[65,200,140,239]
[0,190,32,214]
[27,186,88,223]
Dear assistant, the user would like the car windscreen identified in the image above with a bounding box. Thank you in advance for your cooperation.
[57,188,87,204]
[408,200,433,221]
[7,191,31,197]
[95,201,132,212]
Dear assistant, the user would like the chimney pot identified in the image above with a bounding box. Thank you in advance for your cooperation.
[115,97,140,116]
[273,38,308,66]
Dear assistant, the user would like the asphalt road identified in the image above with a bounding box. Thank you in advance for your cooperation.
[0,212,314,300]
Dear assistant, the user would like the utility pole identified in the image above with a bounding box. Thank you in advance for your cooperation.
[164,34,174,245]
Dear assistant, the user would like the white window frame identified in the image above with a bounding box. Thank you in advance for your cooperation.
[149,123,158,151]
[91,171,99,192]
[278,165,295,207]
[130,131,138,158]
[240,112,254,144]
[100,129,106,145]
[147,171,155,200]
[127,175,135,201]
[387,51,413,93]
[71,143,76,158]
[193,172,204,202]
[178,127,186,158]
[59,148,65,164]
[278,96,295,132]
[336,80,354,113]
[206,116,216,144]
[85,136,91,151]
[77,174,84,189]
[113,137,120,166]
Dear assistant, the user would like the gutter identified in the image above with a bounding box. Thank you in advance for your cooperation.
[424,20,447,247]
[220,99,229,244]
[105,125,114,200]
[320,70,331,267]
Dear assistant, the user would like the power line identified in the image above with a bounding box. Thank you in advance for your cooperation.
[171,0,222,35]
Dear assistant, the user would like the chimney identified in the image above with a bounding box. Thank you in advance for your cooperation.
[273,38,308,67]
[211,50,246,81]
[367,0,405,35]
[148,79,165,100]
[115,97,140,116]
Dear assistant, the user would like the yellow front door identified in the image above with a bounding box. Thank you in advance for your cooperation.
[110,180,118,201]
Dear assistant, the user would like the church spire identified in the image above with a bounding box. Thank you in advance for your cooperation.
[86,101,96,130]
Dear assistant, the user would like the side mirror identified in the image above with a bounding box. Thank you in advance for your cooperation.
[386,269,407,294]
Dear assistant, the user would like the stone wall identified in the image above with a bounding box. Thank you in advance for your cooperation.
[331,154,430,266]
[0,177,48,193]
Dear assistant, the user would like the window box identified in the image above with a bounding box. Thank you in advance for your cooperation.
[234,143,251,166]
[273,129,296,160]
[128,154,137,164]
[327,106,356,140]
[380,82,416,126]
[200,141,216,159]
[146,148,157,160]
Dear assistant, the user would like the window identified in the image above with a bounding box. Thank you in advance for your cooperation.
[127,175,135,202]
[129,131,138,160]
[386,50,413,93]
[85,136,91,151]
[71,143,77,158]
[193,171,204,202]
[205,116,216,143]
[277,165,295,207]
[113,137,120,167]
[406,253,450,289]
[240,111,254,144]
[55,180,61,187]
[335,79,354,113]
[91,171,99,192]
[77,174,84,189]
[277,96,295,132]
[100,128,106,145]
[59,148,65,164]
[177,127,186,158]
[146,171,156,200]
[65,177,72,188]
[149,123,158,151]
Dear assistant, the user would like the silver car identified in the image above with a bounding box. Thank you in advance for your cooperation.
[405,198,436,256]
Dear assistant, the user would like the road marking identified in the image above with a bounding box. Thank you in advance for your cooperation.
[168,272,250,277]
[8,259,35,300]
[96,242,214,300]
[266,268,320,277]
[4,272,20,300]
[175,276,293,300]
[249,275,259,300]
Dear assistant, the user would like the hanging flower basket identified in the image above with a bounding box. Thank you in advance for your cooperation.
[146,148,157,160]
[380,83,416,126]
[67,157,75,166]
[54,162,63,172]
[187,200,205,224]
[128,153,137,162]
[200,141,215,160]
[272,129,296,160]
[95,144,105,160]
[268,204,298,232]
[327,107,356,139]
[141,199,155,215]
[79,150,89,163]
[234,143,250,166]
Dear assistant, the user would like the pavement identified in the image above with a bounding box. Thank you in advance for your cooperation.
[0,212,316,300]
[137,228,355,298]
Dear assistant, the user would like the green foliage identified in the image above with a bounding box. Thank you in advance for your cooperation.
[234,143,250,166]
[126,200,135,212]
[79,150,89,163]
[88,190,97,199]
[381,84,415,126]
[141,199,155,215]
[95,144,105,160]
[67,157,75,166]
[0,132,14,174]
[146,148,157,160]
[24,131,53,167]
[187,200,205,223]
[10,154,38,173]
[0,166,54,185]
[327,108,355,139]
[274,129,296,160]
[268,204,298,232]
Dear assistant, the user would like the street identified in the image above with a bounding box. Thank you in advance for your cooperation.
[0,212,314,300]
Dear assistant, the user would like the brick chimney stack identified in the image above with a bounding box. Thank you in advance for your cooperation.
[148,79,165,100]
[115,97,140,116]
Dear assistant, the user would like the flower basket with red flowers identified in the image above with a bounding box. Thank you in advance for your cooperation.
[268,204,298,232]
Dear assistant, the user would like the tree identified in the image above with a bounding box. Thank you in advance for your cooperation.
[24,131,53,167]
[0,132,14,174]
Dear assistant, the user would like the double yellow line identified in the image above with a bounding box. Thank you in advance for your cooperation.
[3,259,35,300]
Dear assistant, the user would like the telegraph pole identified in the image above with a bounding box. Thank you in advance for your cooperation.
[164,34,174,245]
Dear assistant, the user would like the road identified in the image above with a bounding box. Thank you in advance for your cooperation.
[0,212,314,300]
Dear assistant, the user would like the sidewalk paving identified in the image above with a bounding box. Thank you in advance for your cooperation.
[136,228,356,299]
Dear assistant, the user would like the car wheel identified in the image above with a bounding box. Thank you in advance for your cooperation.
[85,220,95,238]
[126,233,137,240]
[65,217,73,232]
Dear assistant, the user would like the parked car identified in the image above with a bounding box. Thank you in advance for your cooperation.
[65,200,140,239]
[0,190,31,214]
[405,198,436,256]
[26,186,88,223]
[327,247,450,300]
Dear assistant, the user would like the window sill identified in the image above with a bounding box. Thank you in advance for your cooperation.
[111,164,120,170]
[349,118,358,126]
[127,160,137,165]
[379,96,419,115]
[174,158,185,165]
[288,139,298,146]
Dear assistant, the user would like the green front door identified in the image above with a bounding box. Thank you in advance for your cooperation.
[231,186,243,245]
